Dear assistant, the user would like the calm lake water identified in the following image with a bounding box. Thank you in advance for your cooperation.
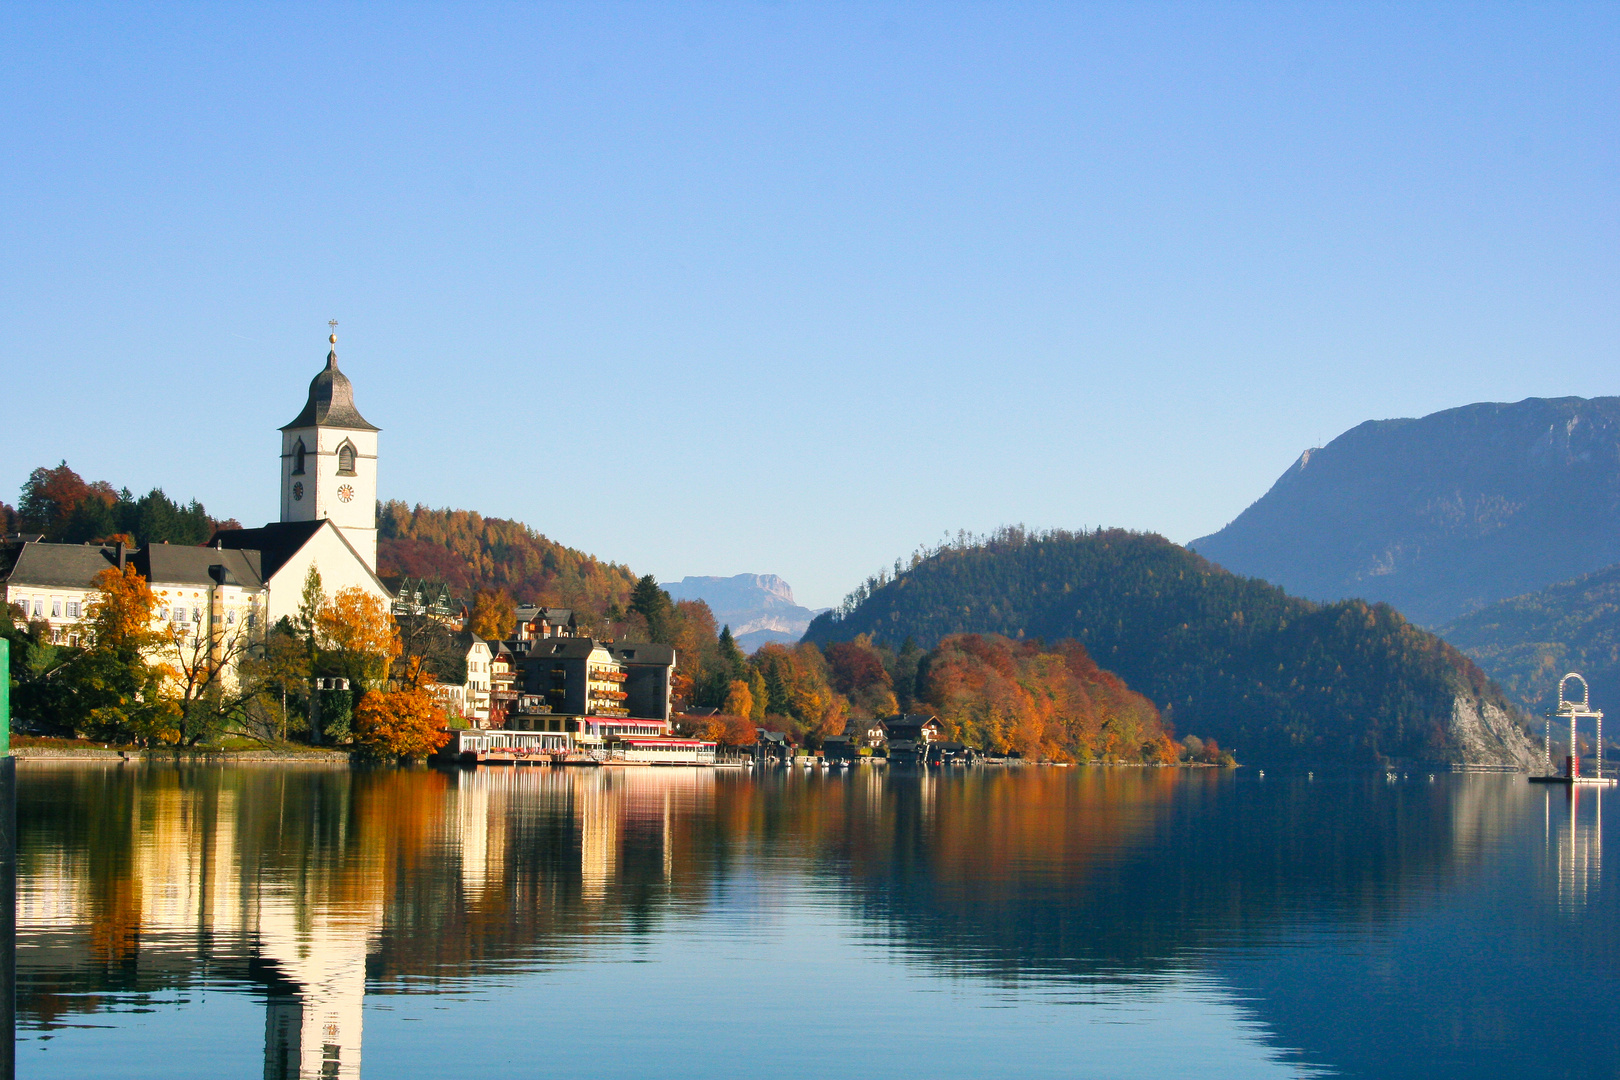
[10,763,1618,1079]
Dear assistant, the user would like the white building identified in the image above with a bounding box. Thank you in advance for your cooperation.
[1,332,389,661]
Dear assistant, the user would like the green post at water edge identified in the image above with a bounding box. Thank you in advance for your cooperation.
[0,637,9,752]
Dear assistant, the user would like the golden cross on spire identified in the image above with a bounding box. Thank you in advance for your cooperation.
[328,318,338,345]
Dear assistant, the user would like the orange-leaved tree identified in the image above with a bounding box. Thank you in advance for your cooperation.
[467,588,516,641]
[316,586,401,690]
[87,563,157,649]
[354,660,451,760]
[723,679,754,720]
[72,565,180,745]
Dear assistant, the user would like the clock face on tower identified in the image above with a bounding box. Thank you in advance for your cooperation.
[292,481,304,501]
[337,484,355,503]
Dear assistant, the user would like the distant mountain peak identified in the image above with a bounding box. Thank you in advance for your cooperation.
[1191,395,1620,627]
[664,573,827,650]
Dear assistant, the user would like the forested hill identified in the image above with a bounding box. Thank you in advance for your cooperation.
[804,529,1537,768]
[376,501,638,625]
[1190,396,1620,627]
[1439,560,1620,715]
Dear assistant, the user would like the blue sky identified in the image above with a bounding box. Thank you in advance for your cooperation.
[3,3,1615,608]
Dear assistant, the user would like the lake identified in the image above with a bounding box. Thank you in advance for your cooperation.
[9,762,1617,1079]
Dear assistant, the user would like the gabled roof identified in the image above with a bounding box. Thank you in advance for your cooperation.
[0,541,119,589]
[281,347,378,432]
[135,545,265,590]
[882,714,943,736]
[515,605,576,628]
[210,520,325,581]
[0,540,266,593]
[210,520,390,596]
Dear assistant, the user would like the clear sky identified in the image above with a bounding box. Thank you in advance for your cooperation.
[3,3,1615,608]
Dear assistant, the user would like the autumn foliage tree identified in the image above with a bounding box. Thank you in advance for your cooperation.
[753,642,848,742]
[467,588,516,641]
[920,634,1172,763]
[824,635,899,719]
[17,461,234,545]
[64,565,180,745]
[354,660,451,760]
[316,586,402,691]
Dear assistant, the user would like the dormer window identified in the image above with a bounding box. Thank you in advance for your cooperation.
[337,442,357,476]
[292,439,307,475]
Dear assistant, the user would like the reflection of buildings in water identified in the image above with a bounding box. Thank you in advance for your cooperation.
[1545,785,1602,911]
[451,769,510,902]
[578,772,619,903]
[15,767,374,1079]
[253,897,372,1079]
[18,764,727,1077]
[575,769,714,901]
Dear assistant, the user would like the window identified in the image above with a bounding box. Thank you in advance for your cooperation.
[171,605,184,623]
[292,438,307,475]
[66,600,81,618]
[226,610,236,625]
[192,607,202,624]
[51,598,62,618]
[32,599,43,618]
[337,442,357,475]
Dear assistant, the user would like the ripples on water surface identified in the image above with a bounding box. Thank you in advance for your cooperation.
[12,764,1618,1079]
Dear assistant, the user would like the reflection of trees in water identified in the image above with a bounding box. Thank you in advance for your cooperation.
[825,770,1488,979]
[16,765,1616,1079]
[17,765,1486,1008]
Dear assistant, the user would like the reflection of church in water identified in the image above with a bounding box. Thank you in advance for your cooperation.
[17,764,712,1080]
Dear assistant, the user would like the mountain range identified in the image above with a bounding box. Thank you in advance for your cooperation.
[1190,397,1620,628]
[663,573,827,651]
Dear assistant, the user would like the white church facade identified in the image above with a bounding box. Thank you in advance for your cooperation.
[214,331,390,623]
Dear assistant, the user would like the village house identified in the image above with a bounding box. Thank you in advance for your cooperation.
[881,714,945,764]
[513,605,579,640]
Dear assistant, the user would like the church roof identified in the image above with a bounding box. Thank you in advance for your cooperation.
[281,347,379,432]
[210,520,328,581]
[133,545,265,590]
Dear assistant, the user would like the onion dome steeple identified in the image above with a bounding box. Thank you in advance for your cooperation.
[280,330,379,432]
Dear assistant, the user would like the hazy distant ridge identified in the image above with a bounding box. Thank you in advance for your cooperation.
[1440,560,1620,715]
[664,573,827,651]
[1190,396,1620,627]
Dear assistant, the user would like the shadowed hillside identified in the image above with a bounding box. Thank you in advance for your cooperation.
[1440,560,1620,715]
[1190,397,1620,627]
[804,528,1537,768]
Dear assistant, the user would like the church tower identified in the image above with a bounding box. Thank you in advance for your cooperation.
[280,330,380,570]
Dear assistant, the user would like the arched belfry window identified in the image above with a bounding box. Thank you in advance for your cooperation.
[292,439,307,476]
[337,441,357,476]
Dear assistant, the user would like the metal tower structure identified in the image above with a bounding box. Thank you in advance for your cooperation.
[1553,673,1604,779]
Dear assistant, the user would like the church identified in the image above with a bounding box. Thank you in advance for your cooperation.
[0,333,390,644]
[210,331,391,623]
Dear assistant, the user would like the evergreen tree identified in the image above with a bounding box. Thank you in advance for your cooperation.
[630,574,675,643]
